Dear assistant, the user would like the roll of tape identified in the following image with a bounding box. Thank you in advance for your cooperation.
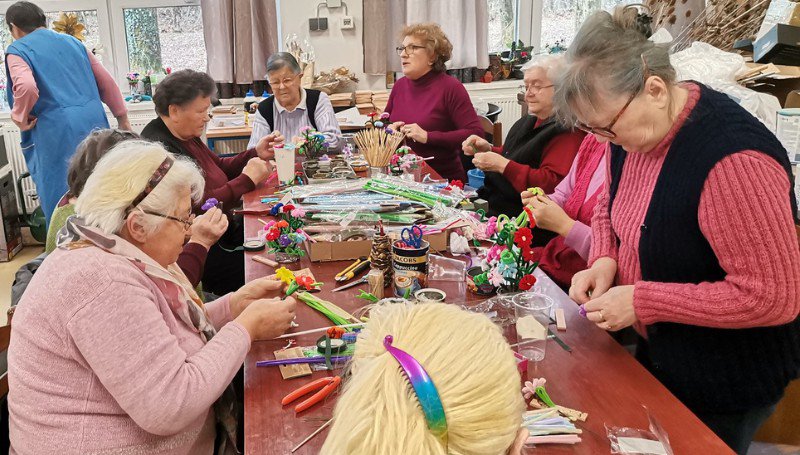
[243,239,266,252]
[316,336,347,354]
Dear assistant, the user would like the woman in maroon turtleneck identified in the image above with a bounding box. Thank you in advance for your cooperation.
[386,23,484,182]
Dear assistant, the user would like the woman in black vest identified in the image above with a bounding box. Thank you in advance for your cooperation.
[561,7,800,454]
[463,55,585,216]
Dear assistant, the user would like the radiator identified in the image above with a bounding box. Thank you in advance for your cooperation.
[466,84,525,142]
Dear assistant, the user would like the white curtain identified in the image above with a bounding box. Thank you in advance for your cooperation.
[364,0,489,74]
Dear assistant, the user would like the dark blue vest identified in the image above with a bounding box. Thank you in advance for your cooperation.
[609,83,800,412]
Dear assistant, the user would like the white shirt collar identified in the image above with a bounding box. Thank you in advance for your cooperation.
[274,88,307,113]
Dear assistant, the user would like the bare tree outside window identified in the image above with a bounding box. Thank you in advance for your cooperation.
[123,6,206,74]
[488,0,519,53]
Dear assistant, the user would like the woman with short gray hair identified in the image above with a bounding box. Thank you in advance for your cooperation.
[462,53,585,216]
[8,141,296,454]
[248,52,341,149]
[565,7,800,454]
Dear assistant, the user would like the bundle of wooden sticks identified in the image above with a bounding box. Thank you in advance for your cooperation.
[354,128,406,167]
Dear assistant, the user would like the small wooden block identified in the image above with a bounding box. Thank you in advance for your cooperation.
[555,309,567,331]
[557,405,588,422]
[274,347,312,380]
[252,255,278,268]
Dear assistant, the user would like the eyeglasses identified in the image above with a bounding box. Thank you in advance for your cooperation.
[519,84,554,94]
[396,44,426,56]
[575,56,650,139]
[141,210,195,230]
[268,76,297,88]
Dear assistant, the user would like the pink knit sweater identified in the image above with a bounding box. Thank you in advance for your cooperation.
[8,245,251,454]
[590,83,800,329]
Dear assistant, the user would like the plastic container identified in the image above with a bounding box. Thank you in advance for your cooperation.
[243,90,257,113]
[467,168,485,189]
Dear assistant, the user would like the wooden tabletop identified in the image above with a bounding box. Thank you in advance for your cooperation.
[241,168,733,455]
[205,122,364,140]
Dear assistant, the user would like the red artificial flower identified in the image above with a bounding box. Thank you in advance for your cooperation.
[524,207,536,229]
[521,51,529,58]
[276,220,289,228]
[296,275,316,290]
[513,227,533,249]
[519,274,537,291]
[282,204,296,213]
[521,245,537,262]
[450,180,464,190]
[265,228,280,241]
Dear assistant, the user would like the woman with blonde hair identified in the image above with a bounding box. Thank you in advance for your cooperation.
[386,23,484,182]
[322,303,527,454]
[563,6,800,453]
[8,141,296,454]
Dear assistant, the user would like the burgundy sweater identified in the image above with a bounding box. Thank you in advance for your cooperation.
[179,138,257,213]
[385,71,484,182]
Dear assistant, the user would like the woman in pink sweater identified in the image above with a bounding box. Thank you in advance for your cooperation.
[560,7,800,455]
[8,141,296,454]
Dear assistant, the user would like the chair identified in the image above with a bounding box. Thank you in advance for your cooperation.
[478,115,503,148]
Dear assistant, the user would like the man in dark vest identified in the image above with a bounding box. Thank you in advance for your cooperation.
[247,52,341,150]
[463,55,584,216]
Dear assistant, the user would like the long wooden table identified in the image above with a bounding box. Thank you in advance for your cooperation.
[241,172,733,454]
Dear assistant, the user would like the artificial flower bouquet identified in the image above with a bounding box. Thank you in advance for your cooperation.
[473,208,539,292]
[261,202,308,261]
[295,126,328,159]
[389,145,419,174]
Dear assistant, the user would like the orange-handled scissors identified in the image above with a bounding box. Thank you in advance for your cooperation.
[281,376,342,413]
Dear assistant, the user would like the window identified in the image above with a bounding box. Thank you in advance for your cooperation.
[121,5,206,74]
[539,0,634,49]
[488,0,520,53]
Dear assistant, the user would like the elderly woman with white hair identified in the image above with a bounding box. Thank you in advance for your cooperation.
[463,54,585,216]
[7,141,296,455]
[247,52,341,149]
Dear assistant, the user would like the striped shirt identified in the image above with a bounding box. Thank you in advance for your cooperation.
[247,88,341,149]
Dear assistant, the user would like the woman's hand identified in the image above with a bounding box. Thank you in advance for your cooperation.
[230,274,287,318]
[527,195,575,236]
[389,121,405,132]
[583,285,636,331]
[242,157,270,185]
[14,115,37,131]
[255,130,284,161]
[235,297,297,340]
[188,207,228,250]
[569,257,617,305]
[400,123,428,143]
[462,135,491,155]
[472,152,509,173]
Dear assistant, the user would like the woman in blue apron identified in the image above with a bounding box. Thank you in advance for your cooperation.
[4,1,129,224]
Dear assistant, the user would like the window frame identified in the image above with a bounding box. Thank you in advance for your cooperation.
[108,0,202,91]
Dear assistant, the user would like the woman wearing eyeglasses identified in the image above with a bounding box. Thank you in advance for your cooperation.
[462,54,585,216]
[247,52,341,150]
[563,7,800,454]
[385,23,484,182]
[142,69,284,295]
[8,141,297,455]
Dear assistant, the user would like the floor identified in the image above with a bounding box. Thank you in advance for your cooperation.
[0,246,43,325]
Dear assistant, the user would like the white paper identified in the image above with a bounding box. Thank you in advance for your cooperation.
[516,315,547,340]
[617,437,669,455]
[335,107,370,126]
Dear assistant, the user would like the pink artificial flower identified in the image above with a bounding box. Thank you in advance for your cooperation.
[299,126,312,133]
[485,216,498,237]
[487,268,505,287]
[486,244,506,263]
[262,220,276,230]
[291,207,306,218]
[391,154,401,166]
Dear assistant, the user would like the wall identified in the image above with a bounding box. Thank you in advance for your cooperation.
[277,0,386,90]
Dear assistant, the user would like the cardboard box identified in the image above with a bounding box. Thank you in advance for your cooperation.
[306,231,450,262]
[754,24,800,65]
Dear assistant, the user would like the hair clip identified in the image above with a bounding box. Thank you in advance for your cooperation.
[384,335,448,446]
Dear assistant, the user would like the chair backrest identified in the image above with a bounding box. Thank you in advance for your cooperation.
[478,116,504,148]
[0,323,10,398]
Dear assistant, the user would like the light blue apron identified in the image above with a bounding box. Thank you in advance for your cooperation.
[5,29,109,224]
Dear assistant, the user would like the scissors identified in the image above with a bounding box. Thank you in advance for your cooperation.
[400,225,423,248]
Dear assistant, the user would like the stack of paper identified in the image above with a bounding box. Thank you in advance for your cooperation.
[355,90,373,105]
[211,105,237,115]
[371,90,390,113]
[329,92,354,108]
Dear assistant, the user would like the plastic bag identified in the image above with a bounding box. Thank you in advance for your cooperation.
[671,42,781,131]
[606,408,673,455]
